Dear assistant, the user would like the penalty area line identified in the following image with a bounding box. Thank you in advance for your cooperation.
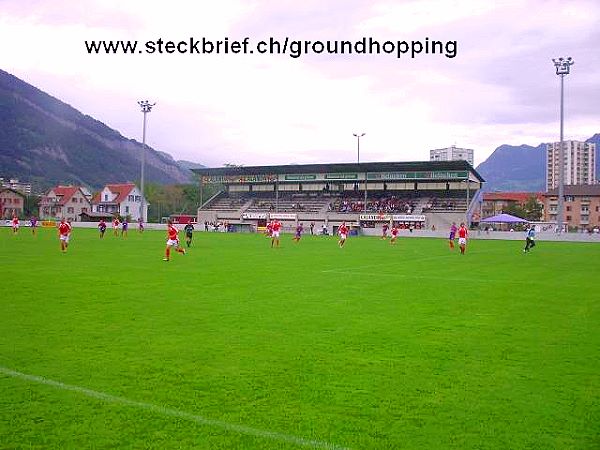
[0,366,349,450]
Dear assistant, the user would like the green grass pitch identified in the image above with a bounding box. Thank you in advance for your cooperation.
[1,227,598,449]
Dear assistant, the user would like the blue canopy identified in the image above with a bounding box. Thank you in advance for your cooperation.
[480,213,529,223]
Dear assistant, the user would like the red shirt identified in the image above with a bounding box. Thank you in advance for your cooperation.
[272,221,281,232]
[113,219,120,227]
[391,227,398,236]
[339,224,348,234]
[12,217,19,226]
[167,224,179,240]
[58,222,71,236]
[458,226,468,239]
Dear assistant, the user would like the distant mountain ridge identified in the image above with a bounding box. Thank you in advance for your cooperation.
[177,160,206,171]
[476,133,599,192]
[0,69,201,191]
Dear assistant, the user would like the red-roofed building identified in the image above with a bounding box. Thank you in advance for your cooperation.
[543,185,600,231]
[1,188,26,218]
[39,186,91,222]
[91,183,147,221]
[482,192,544,218]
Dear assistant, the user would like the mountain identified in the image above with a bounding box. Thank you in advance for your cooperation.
[0,69,194,192]
[476,143,546,191]
[477,134,599,192]
[177,160,206,171]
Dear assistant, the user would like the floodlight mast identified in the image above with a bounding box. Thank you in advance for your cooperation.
[551,57,574,233]
[138,100,156,223]
[353,133,367,212]
[353,132,365,164]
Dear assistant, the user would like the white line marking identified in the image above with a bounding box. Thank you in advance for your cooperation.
[0,366,349,450]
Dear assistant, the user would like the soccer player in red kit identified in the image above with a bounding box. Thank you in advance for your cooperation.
[338,222,349,248]
[58,218,72,253]
[164,220,186,261]
[12,214,19,234]
[457,222,468,254]
[112,217,120,236]
[390,225,399,245]
[271,219,282,248]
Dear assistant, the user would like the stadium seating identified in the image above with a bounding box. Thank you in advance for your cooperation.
[200,190,471,214]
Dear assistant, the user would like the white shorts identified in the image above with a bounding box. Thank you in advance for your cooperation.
[272,231,280,238]
[13,224,19,229]
[60,235,70,243]
[167,239,179,247]
[340,233,347,240]
[458,237,467,245]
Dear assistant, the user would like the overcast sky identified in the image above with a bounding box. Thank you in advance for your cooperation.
[1,0,599,167]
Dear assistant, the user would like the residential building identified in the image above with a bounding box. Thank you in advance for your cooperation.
[0,188,26,218]
[91,183,147,221]
[543,185,600,230]
[546,140,596,190]
[39,186,92,222]
[430,145,474,166]
[0,177,32,195]
[482,192,543,218]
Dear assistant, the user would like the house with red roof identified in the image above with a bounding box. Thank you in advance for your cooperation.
[39,186,92,222]
[482,192,544,218]
[1,188,26,218]
[91,183,147,221]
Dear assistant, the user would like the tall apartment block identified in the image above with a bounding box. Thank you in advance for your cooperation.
[430,145,474,166]
[546,140,596,191]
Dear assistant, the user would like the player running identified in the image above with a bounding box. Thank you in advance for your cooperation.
[137,218,144,233]
[338,222,349,248]
[457,222,468,255]
[30,216,37,235]
[381,223,389,240]
[112,217,120,236]
[266,220,273,238]
[58,218,72,253]
[292,223,303,243]
[271,219,282,248]
[448,222,457,250]
[184,222,194,247]
[524,226,536,253]
[390,225,399,245]
[98,219,107,238]
[164,220,186,261]
[121,218,129,238]
[11,214,19,234]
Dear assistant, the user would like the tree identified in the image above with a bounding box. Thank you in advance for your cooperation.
[503,196,543,221]
[503,202,526,219]
[522,196,543,221]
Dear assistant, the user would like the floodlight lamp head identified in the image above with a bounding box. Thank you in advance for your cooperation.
[138,100,156,113]
[552,56,574,76]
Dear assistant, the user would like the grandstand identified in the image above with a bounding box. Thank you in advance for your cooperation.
[193,161,484,234]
